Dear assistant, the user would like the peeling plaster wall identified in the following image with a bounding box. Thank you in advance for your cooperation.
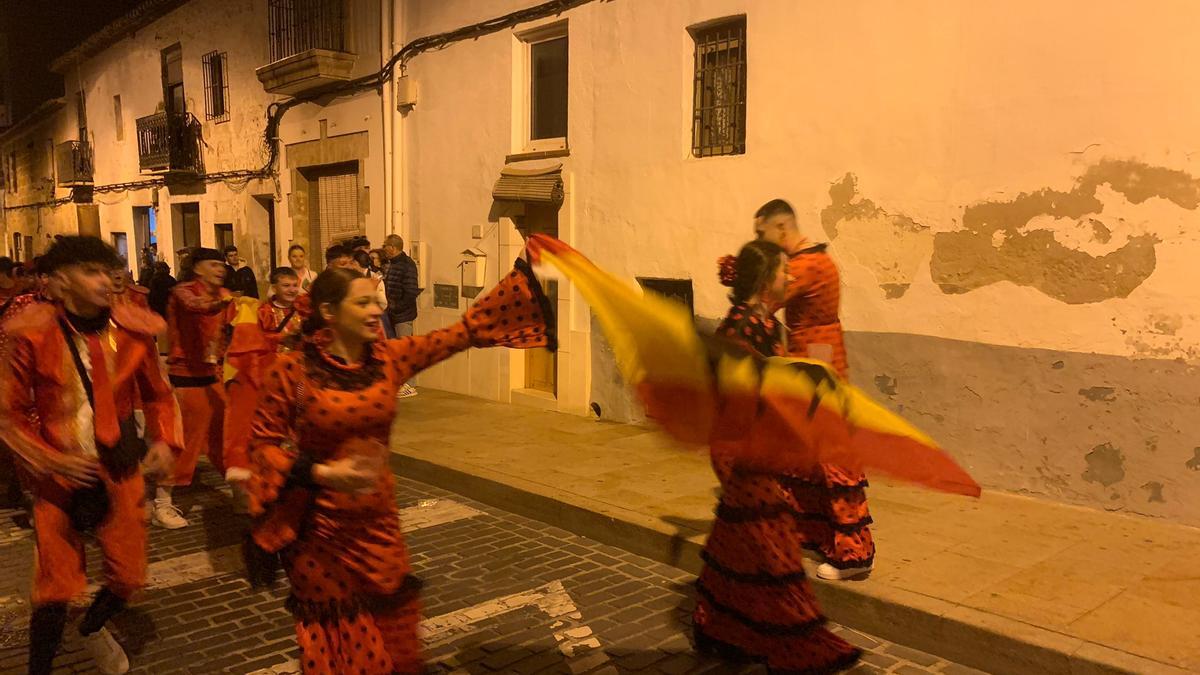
[400,0,1200,523]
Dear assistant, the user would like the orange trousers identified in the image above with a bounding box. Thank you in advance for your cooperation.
[170,383,226,485]
[31,469,146,604]
[221,377,257,473]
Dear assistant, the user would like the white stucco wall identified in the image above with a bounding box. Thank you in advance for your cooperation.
[396,0,1200,523]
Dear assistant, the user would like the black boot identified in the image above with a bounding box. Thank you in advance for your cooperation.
[79,587,126,636]
[27,603,68,675]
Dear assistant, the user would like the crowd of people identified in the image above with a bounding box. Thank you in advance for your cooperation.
[0,201,896,675]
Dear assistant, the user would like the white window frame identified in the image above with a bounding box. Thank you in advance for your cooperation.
[513,20,568,154]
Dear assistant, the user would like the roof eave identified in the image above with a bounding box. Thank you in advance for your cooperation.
[49,0,192,74]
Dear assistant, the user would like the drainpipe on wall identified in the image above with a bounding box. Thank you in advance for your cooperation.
[380,0,394,239]
[391,0,407,243]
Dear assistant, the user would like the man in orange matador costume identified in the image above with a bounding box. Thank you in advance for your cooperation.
[0,236,178,675]
[756,198,876,580]
[160,247,234,529]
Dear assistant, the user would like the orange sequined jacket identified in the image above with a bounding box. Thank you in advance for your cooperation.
[781,241,849,377]
[257,297,302,353]
[0,303,182,477]
[167,280,234,379]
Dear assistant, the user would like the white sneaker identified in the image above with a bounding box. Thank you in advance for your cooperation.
[151,500,188,529]
[816,562,873,580]
[82,626,130,674]
[397,383,418,399]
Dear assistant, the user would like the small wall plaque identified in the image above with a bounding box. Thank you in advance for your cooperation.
[433,283,459,309]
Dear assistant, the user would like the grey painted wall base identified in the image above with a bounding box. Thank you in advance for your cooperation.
[845,331,1200,527]
[391,453,1181,675]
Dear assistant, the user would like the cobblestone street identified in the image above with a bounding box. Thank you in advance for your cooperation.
[0,466,981,674]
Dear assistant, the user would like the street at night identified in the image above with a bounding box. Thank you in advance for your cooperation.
[2,0,1200,673]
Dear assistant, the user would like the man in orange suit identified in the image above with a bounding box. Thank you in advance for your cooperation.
[158,248,234,529]
[0,236,178,675]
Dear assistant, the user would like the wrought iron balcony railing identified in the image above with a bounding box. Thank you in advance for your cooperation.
[268,0,346,63]
[135,111,202,174]
[55,140,93,185]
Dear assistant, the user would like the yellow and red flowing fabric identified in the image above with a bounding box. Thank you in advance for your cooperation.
[524,234,980,498]
[224,297,272,472]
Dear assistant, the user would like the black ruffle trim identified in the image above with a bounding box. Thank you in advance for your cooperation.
[694,627,862,675]
[715,502,874,534]
[821,554,876,571]
[779,476,870,492]
[695,580,826,637]
[302,342,386,391]
[285,574,423,623]
[700,549,808,585]
[513,256,558,353]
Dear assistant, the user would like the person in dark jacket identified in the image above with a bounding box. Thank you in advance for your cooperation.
[223,245,260,298]
[147,261,177,319]
[382,234,420,337]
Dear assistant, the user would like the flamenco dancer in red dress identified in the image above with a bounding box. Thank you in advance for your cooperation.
[244,256,554,674]
[697,241,861,673]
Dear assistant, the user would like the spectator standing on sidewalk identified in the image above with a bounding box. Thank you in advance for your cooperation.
[382,235,420,396]
[382,235,419,337]
[223,245,260,299]
[288,244,318,293]
[147,261,176,323]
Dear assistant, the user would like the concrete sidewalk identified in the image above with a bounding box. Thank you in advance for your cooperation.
[389,389,1200,675]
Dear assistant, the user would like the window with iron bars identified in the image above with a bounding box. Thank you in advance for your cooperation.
[202,50,230,122]
[690,17,747,158]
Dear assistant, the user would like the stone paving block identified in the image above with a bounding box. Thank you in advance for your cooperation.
[861,651,900,669]
[884,642,945,667]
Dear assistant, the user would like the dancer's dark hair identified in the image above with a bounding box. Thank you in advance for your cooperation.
[720,240,785,304]
[301,267,364,334]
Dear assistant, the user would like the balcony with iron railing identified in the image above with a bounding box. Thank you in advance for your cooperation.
[55,140,93,186]
[135,112,203,175]
[256,0,357,96]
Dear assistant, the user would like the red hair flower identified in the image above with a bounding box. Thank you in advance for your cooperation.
[717,255,738,287]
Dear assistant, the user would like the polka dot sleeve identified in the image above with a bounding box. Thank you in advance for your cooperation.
[382,258,556,381]
[462,257,556,351]
[247,356,302,513]
[246,354,314,552]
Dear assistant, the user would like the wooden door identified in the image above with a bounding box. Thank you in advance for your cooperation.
[523,204,558,395]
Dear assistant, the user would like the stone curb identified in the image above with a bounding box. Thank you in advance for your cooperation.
[390,452,1187,675]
